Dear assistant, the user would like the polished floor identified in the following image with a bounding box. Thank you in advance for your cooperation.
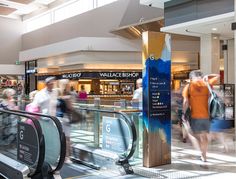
[60,124,236,179]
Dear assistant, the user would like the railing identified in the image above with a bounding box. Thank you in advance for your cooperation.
[73,106,137,165]
[0,109,45,177]
[8,109,66,174]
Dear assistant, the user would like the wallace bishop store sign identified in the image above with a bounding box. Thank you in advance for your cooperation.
[37,72,142,80]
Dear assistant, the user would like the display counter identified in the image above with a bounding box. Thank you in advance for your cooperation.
[88,94,132,101]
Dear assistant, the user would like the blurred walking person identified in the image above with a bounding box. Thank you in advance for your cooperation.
[33,77,57,116]
[56,79,73,162]
[182,70,219,162]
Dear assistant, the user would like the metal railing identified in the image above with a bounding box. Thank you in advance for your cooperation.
[74,106,137,165]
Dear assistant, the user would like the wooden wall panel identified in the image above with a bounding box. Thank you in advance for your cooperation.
[0,6,16,15]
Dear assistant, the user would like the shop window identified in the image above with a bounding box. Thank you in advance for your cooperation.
[54,0,94,23]
[25,13,51,32]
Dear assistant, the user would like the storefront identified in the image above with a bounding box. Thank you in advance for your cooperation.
[25,60,37,94]
[36,71,142,99]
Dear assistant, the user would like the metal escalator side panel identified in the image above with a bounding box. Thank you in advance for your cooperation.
[0,109,45,176]
[8,109,66,173]
[0,153,30,179]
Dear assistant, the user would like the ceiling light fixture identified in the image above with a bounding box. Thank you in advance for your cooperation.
[212,28,217,31]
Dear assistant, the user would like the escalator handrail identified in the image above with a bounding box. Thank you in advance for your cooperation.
[74,106,137,164]
[6,109,66,173]
[0,109,45,177]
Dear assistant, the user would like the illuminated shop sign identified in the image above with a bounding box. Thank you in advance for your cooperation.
[99,72,140,78]
[62,73,82,79]
[38,72,142,80]
[26,69,37,74]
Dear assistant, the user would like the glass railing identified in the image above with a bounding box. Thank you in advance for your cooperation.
[71,106,138,166]
[8,109,66,173]
[73,98,140,110]
[0,109,45,177]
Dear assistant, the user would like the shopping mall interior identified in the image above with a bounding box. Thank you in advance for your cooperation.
[0,0,236,178]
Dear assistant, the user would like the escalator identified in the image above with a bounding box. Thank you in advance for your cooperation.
[0,107,139,178]
[0,109,45,179]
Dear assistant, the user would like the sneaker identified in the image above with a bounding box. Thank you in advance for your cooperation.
[64,157,72,164]
[200,155,207,162]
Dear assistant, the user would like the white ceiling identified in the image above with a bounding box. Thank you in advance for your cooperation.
[0,0,67,19]
[161,12,234,40]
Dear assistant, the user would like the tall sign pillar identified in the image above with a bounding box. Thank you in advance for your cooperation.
[142,31,171,167]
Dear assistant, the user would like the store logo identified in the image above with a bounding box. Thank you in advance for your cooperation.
[106,123,111,133]
[99,72,140,78]
[62,73,82,79]
[20,130,24,140]
[26,69,37,74]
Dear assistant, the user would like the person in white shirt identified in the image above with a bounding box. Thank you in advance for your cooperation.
[132,78,143,110]
[33,76,57,116]
[32,77,60,166]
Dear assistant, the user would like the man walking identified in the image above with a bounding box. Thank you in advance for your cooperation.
[182,70,219,162]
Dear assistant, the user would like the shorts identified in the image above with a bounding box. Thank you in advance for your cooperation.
[191,118,210,133]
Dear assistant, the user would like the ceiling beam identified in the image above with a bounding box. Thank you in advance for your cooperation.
[8,0,34,4]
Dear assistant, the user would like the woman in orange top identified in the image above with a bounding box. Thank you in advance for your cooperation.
[182,70,219,162]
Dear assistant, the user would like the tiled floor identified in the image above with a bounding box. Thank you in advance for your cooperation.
[64,124,236,179]
[132,125,236,178]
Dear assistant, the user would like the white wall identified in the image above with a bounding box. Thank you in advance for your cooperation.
[0,17,23,64]
[37,51,141,68]
[200,34,214,75]
[19,37,141,61]
[172,40,200,52]
[0,65,24,75]
[22,0,162,51]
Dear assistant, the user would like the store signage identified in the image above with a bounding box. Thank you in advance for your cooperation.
[41,72,142,80]
[99,72,140,78]
[141,32,172,167]
[17,121,39,166]
[102,116,131,153]
[26,69,37,74]
[147,60,171,120]
[62,73,82,79]
[15,60,21,65]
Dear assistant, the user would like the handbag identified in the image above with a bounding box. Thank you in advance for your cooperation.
[68,108,85,124]
[206,82,224,119]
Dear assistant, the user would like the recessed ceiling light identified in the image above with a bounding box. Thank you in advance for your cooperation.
[212,28,217,31]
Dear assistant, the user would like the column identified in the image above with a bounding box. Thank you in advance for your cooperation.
[234,0,236,136]
[223,40,228,83]
[200,34,220,75]
[142,31,171,167]
[227,39,235,83]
